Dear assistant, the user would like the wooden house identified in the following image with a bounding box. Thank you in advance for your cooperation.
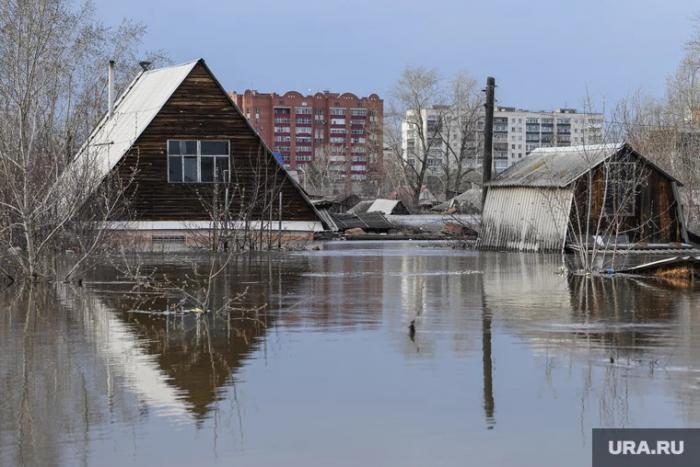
[61,59,324,247]
[479,143,689,252]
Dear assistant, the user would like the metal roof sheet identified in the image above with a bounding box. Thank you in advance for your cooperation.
[367,199,401,215]
[347,200,374,215]
[56,60,199,205]
[487,143,623,188]
[331,212,394,231]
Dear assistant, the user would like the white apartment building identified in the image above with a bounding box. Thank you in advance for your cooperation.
[402,106,604,174]
[492,106,604,172]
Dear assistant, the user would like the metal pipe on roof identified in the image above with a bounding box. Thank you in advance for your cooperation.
[108,60,115,118]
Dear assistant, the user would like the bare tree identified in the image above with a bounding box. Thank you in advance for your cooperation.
[304,144,350,197]
[386,66,443,207]
[434,72,484,199]
[386,67,485,206]
[0,0,166,281]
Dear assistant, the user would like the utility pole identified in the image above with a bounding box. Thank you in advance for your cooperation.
[482,77,495,206]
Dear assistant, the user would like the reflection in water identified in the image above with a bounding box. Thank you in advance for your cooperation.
[1,243,700,467]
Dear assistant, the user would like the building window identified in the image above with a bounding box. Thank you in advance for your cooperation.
[330,107,345,116]
[167,140,230,183]
[350,108,367,116]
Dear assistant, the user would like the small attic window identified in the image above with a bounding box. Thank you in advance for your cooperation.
[168,140,230,183]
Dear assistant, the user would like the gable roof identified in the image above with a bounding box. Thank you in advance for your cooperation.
[58,59,324,225]
[486,143,682,189]
[69,60,199,188]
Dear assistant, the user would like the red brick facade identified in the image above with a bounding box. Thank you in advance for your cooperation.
[230,90,383,182]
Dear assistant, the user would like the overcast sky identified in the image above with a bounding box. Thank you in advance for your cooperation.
[95,0,698,112]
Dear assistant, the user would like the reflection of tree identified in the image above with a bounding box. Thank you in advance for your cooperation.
[0,287,142,467]
[567,275,676,352]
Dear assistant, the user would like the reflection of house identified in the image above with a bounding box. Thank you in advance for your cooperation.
[80,257,312,420]
[60,59,324,248]
[480,143,688,251]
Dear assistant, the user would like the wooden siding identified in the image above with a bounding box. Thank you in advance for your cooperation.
[108,62,318,223]
[570,161,683,244]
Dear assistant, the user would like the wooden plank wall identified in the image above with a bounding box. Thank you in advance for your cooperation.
[110,62,318,222]
[570,160,682,243]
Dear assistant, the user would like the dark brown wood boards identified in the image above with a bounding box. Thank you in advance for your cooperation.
[107,62,318,223]
[569,155,683,244]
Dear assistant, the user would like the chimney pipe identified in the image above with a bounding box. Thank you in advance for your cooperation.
[482,76,495,206]
[108,60,115,118]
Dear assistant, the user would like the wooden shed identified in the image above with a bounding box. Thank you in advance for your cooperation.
[479,143,688,252]
[60,59,324,246]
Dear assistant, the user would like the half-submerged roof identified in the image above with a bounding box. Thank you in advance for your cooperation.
[367,199,409,215]
[486,142,681,188]
[487,143,624,188]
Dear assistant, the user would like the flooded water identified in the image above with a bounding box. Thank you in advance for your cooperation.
[1,241,700,467]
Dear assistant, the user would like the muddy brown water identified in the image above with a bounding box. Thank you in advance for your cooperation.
[1,241,699,467]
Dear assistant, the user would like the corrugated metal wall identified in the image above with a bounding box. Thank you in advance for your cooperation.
[478,187,573,251]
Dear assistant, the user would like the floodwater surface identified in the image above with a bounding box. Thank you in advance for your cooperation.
[1,241,700,467]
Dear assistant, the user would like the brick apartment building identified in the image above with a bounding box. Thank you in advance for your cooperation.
[230,90,383,183]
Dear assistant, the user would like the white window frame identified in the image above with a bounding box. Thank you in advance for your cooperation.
[167,139,230,184]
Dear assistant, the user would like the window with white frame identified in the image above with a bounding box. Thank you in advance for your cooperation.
[168,140,230,183]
